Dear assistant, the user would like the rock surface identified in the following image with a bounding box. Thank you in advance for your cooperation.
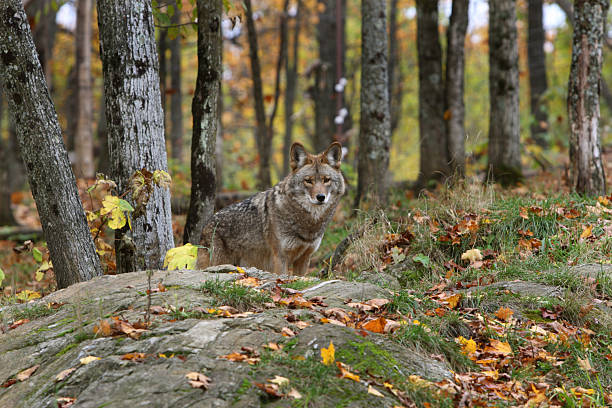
[0,268,451,408]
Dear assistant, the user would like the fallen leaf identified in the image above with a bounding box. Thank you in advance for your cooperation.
[281,327,296,337]
[577,357,594,372]
[16,365,39,381]
[56,397,76,408]
[286,388,302,399]
[268,375,289,386]
[495,307,514,321]
[55,367,77,382]
[363,317,387,333]
[336,362,360,382]
[121,353,147,361]
[580,225,592,240]
[321,341,335,365]
[461,248,483,263]
[254,382,283,397]
[368,385,385,397]
[185,371,211,390]
[79,356,101,365]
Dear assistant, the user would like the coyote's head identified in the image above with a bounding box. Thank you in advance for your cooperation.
[287,142,346,208]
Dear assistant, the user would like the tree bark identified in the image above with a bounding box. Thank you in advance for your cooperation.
[244,0,271,189]
[283,0,300,176]
[528,0,549,147]
[445,0,469,178]
[0,0,102,288]
[74,0,95,178]
[97,89,109,175]
[355,0,390,207]
[487,0,522,186]
[183,0,222,244]
[568,0,608,196]
[169,7,183,162]
[416,0,448,189]
[388,0,403,136]
[158,21,168,139]
[97,0,175,272]
[314,0,346,152]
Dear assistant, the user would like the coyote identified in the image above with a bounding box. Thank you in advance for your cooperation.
[197,142,345,275]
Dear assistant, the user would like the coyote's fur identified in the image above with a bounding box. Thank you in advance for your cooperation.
[197,142,345,275]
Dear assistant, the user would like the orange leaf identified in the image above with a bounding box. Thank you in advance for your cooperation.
[336,362,360,382]
[362,317,387,333]
[495,307,514,321]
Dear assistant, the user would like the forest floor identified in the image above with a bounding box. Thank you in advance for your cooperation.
[0,158,611,406]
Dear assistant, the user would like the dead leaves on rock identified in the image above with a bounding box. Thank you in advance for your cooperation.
[185,372,211,390]
[93,316,148,339]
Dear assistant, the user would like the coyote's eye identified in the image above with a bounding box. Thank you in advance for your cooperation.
[304,178,313,185]
[322,176,331,184]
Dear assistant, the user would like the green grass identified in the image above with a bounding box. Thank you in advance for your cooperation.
[282,278,321,291]
[9,303,59,321]
[201,279,271,312]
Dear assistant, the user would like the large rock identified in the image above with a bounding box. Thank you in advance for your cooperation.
[0,268,451,408]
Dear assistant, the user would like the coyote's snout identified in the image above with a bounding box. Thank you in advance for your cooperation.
[197,142,345,275]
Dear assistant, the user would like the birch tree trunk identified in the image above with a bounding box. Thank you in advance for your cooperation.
[445,0,469,178]
[183,0,222,244]
[416,0,448,189]
[97,0,174,272]
[0,0,102,288]
[356,0,390,207]
[169,8,184,162]
[528,0,549,147]
[244,0,271,189]
[568,0,608,196]
[487,0,522,185]
[74,0,95,178]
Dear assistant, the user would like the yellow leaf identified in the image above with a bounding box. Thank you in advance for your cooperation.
[16,290,41,301]
[163,243,198,270]
[368,385,385,397]
[580,225,592,239]
[460,248,483,263]
[321,341,335,366]
[80,356,101,365]
[456,336,477,355]
[486,339,512,355]
[101,195,127,230]
[446,293,462,309]
[336,362,360,382]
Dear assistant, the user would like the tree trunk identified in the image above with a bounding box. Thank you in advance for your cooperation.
[24,0,57,88]
[169,8,183,162]
[314,0,346,152]
[183,0,222,244]
[283,0,301,176]
[0,90,17,226]
[97,89,109,175]
[355,0,390,207]
[487,0,522,186]
[216,76,223,192]
[416,0,448,189]
[388,0,403,136]
[74,0,95,179]
[527,0,549,147]
[97,0,175,272]
[244,0,271,190]
[158,22,168,139]
[445,0,469,178]
[0,0,102,288]
[568,0,608,196]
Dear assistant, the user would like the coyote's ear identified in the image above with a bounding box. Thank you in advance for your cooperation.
[290,142,309,171]
[323,142,342,169]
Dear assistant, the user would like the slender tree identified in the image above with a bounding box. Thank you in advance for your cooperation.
[97,0,174,272]
[527,0,549,147]
[74,0,95,178]
[183,0,222,244]
[415,0,448,189]
[0,91,17,226]
[444,0,469,178]
[388,0,404,136]
[487,0,522,185]
[356,0,390,207]
[283,0,301,176]
[169,7,184,162]
[568,0,608,195]
[24,0,57,87]
[244,0,271,189]
[158,21,169,137]
[0,0,102,288]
